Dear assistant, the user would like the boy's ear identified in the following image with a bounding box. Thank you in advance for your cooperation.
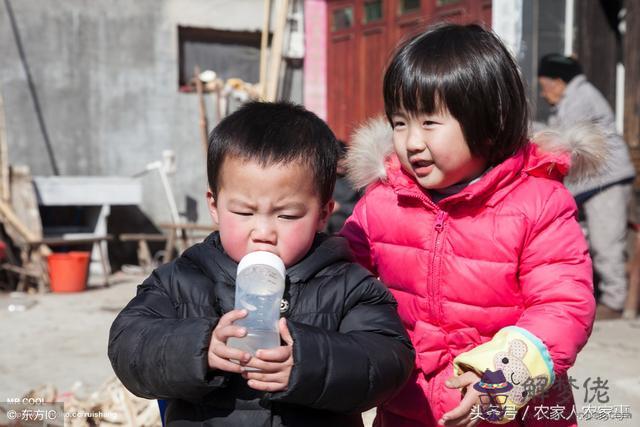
[206,191,220,225]
[316,199,335,231]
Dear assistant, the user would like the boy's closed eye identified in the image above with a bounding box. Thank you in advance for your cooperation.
[278,215,301,220]
[232,211,253,216]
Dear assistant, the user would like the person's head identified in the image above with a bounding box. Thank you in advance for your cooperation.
[207,101,338,267]
[383,23,529,189]
[537,54,582,106]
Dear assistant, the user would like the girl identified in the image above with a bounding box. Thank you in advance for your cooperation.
[341,24,597,426]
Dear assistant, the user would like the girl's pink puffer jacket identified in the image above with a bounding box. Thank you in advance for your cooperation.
[341,120,597,426]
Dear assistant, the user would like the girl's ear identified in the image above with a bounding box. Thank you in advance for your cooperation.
[316,199,336,231]
[207,191,220,224]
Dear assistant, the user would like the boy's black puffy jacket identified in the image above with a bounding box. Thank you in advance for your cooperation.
[108,232,414,426]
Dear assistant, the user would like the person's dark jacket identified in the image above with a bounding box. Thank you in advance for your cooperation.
[108,232,414,426]
[326,176,361,234]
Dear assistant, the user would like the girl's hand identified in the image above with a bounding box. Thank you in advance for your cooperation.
[439,371,482,426]
[242,318,294,392]
[208,309,251,373]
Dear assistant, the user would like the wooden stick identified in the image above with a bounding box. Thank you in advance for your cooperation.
[214,86,222,122]
[194,65,209,155]
[266,0,289,101]
[624,230,640,319]
[0,90,9,203]
[115,387,137,427]
[259,0,272,100]
[0,198,39,242]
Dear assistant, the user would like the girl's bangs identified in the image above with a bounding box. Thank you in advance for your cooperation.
[385,59,446,117]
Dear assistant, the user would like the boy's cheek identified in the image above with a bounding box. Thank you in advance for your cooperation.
[278,221,320,266]
[218,217,249,262]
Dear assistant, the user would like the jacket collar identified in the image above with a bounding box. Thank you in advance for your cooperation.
[346,117,602,209]
[182,232,353,285]
[563,74,587,100]
[384,146,529,208]
[375,141,569,208]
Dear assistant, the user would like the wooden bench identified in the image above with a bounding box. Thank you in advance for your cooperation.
[0,166,113,292]
[119,233,168,273]
[118,223,215,272]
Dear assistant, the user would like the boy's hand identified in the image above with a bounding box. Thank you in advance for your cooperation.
[208,309,251,373]
[242,318,294,392]
[439,371,482,426]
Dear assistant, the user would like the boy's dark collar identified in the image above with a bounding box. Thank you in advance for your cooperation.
[200,231,350,284]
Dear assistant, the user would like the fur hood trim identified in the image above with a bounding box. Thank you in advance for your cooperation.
[530,124,608,184]
[346,117,608,190]
[345,117,393,190]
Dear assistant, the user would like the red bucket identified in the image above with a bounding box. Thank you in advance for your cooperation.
[47,251,90,293]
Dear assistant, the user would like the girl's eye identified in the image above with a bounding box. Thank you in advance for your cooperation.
[423,120,437,126]
[392,119,406,128]
[232,212,252,216]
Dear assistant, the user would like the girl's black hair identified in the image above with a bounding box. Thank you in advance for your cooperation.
[383,23,529,165]
[207,102,339,203]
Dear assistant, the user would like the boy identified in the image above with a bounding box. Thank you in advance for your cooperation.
[108,102,414,426]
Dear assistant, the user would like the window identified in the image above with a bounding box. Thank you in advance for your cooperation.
[364,0,383,24]
[399,0,420,14]
[332,7,354,31]
[177,26,266,89]
[437,0,461,5]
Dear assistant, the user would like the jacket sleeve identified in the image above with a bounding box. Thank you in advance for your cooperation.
[270,266,414,413]
[453,185,595,422]
[107,266,228,401]
[340,196,377,274]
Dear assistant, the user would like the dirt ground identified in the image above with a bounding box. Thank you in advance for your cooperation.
[1,272,639,426]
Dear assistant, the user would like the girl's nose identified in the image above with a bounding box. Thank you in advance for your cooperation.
[405,127,426,152]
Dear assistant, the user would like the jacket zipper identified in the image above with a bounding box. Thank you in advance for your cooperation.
[434,210,446,232]
[431,210,447,322]
[399,192,449,408]
[430,209,447,413]
[399,192,448,320]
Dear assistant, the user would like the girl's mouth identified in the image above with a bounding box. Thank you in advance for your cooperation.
[411,160,434,177]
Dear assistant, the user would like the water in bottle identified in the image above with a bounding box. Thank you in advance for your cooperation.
[227,251,286,358]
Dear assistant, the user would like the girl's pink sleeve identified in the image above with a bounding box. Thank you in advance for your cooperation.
[453,185,595,421]
[516,184,595,375]
[340,197,377,275]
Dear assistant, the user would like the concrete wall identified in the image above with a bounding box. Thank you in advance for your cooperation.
[0,0,302,226]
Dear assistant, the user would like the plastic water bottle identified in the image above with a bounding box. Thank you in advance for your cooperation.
[227,251,286,356]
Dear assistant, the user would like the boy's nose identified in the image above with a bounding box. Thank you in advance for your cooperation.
[251,219,277,244]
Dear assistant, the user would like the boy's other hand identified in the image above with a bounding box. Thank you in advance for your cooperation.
[208,309,251,373]
[242,318,294,392]
[438,371,482,426]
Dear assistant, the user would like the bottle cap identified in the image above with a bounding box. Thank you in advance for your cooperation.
[237,251,286,279]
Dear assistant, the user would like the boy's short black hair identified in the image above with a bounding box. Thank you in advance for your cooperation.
[207,102,339,204]
[383,23,529,166]
[538,54,582,83]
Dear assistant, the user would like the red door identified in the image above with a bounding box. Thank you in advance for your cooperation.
[327,0,492,142]
[327,1,361,142]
